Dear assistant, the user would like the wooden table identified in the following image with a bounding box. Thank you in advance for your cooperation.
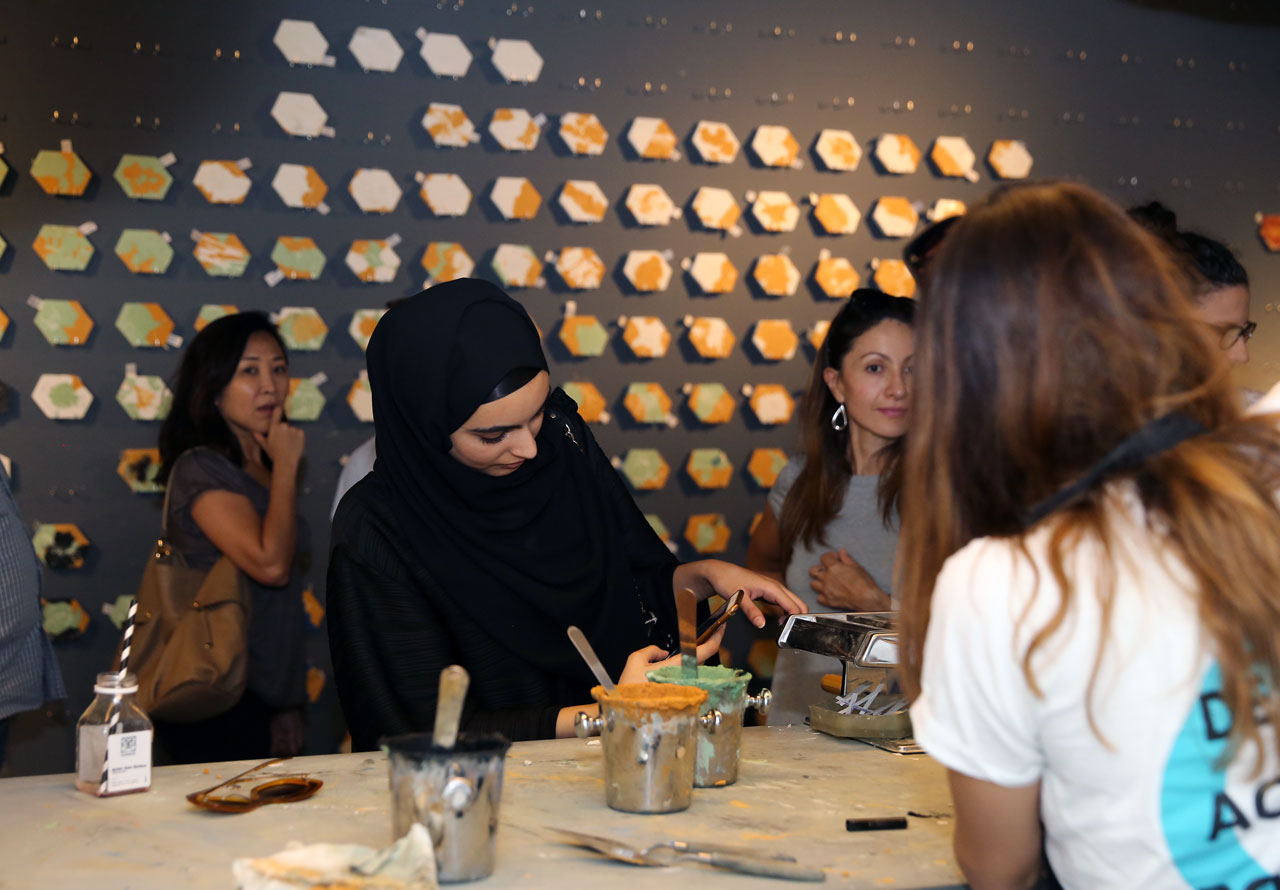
[0,725,962,888]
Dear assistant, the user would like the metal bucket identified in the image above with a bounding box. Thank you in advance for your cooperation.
[647,665,770,787]
[575,682,718,813]
[384,732,511,883]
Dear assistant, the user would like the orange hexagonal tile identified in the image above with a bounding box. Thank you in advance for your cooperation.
[194,160,252,204]
[684,316,736,359]
[747,447,789,489]
[117,447,164,493]
[558,315,609,357]
[873,133,922,174]
[930,136,979,182]
[626,116,679,160]
[421,242,474,284]
[195,304,238,332]
[746,383,796,425]
[871,258,917,298]
[808,319,831,351]
[0,306,9,344]
[623,250,673,292]
[491,244,542,287]
[1256,212,1280,252]
[417,172,471,216]
[559,112,608,156]
[625,184,677,226]
[928,198,967,222]
[870,197,920,238]
[684,513,731,554]
[812,193,861,235]
[684,382,735,424]
[490,176,541,220]
[275,307,328,351]
[684,252,738,295]
[554,247,606,289]
[690,120,740,164]
[348,370,373,423]
[614,448,670,490]
[750,190,800,233]
[686,448,733,488]
[814,128,862,172]
[557,179,609,224]
[751,320,799,361]
[690,187,741,232]
[489,108,542,151]
[814,253,861,298]
[752,253,801,297]
[422,102,477,148]
[561,381,610,423]
[30,145,92,196]
[622,382,674,424]
[620,315,671,358]
[988,139,1033,179]
[750,125,801,168]
[348,308,386,351]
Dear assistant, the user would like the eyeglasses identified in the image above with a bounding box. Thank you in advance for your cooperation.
[1215,321,1257,350]
[186,757,322,813]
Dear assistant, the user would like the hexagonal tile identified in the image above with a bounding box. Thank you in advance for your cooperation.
[561,381,609,423]
[32,523,90,569]
[271,236,326,280]
[626,116,678,160]
[870,197,920,238]
[114,153,173,200]
[195,304,237,332]
[988,139,1033,180]
[422,241,474,283]
[751,320,799,361]
[751,125,800,168]
[117,447,164,493]
[686,448,733,488]
[114,229,174,274]
[0,233,6,262]
[874,134,922,174]
[115,303,175,348]
[685,252,738,294]
[271,91,332,138]
[928,198,967,222]
[490,176,541,220]
[559,112,608,156]
[349,26,403,72]
[276,307,328,351]
[286,377,326,421]
[690,120,740,164]
[33,225,94,271]
[418,30,472,78]
[623,250,673,292]
[646,514,672,544]
[625,184,677,226]
[814,128,862,172]
[930,136,979,182]
[272,163,328,210]
[489,108,541,151]
[418,173,471,216]
[690,187,741,231]
[349,308,386,351]
[42,598,91,637]
[751,253,801,297]
[274,19,333,66]
[490,37,543,83]
[491,244,542,287]
[32,373,93,420]
[30,147,91,196]
[348,370,374,423]
[871,258,917,298]
[422,103,477,147]
[0,154,8,188]
[558,315,608,357]
[617,448,670,490]
[747,384,796,425]
[33,299,93,346]
[620,316,670,358]
[812,193,861,235]
[194,160,252,204]
[558,179,608,223]
[750,191,800,233]
[685,316,736,359]
[117,369,172,421]
[807,319,831,351]
[345,238,401,283]
[684,513,730,554]
[1259,213,1280,252]
[813,254,861,298]
[554,247,606,289]
[623,382,674,424]
[747,447,789,489]
[0,306,9,343]
[685,382,734,424]
[194,232,251,278]
[349,168,402,213]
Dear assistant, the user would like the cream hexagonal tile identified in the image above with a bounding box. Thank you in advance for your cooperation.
[193,232,251,278]
[559,112,608,156]
[928,198,967,222]
[751,125,801,168]
[272,163,328,211]
[33,299,93,346]
[195,304,238,332]
[874,133,922,174]
[684,252,738,294]
[348,370,374,423]
[417,172,472,216]
[751,319,799,361]
[114,229,174,274]
[812,193,861,235]
[30,147,91,196]
[346,238,401,284]
[275,307,328,351]
[490,37,543,83]
[558,315,608,357]
[194,160,252,204]
[32,373,93,420]
[751,253,801,297]
[491,244,542,287]
[117,367,173,420]
[422,103,477,147]
[422,242,474,284]
[270,237,326,281]
[489,108,541,151]
[685,316,736,359]
[684,382,734,425]
[349,168,402,213]
[813,253,860,298]
[1259,213,1280,252]
[930,136,979,182]
[814,128,862,172]
[33,225,94,271]
[274,19,333,66]
[553,247,605,289]
[620,315,670,358]
[690,187,741,232]
[684,513,730,554]
[746,384,796,425]
[32,523,91,569]
[271,91,333,138]
[418,30,472,78]
[115,303,176,348]
[561,381,609,423]
[750,191,800,233]
[286,376,326,421]
[490,176,541,220]
[625,184,677,226]
[988,139,1033,180]
[114,154,173,200]
[690,120,740,164]
[686,448,733,489]
[615,448,670,491]
[623,250,673,292]
[871,258,917,298]
[626,117,679,161]
[807,319,831,351]
[870,197,920,238]
[117,448,164,493]
[557,179,608,223]
[623,382,674,424]
[349,26,403,73]
[349,308,386,351]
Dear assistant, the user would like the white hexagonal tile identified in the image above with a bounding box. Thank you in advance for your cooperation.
[814,128,862,171]
[559,112,608,156]
[271,91,333,138]
[928,198,967,222]
[417,172,471,216]
[345,238,401,283]
[418,30,472,78]
[625,184,677,226]
[988,139,1033,179]
[348,370,374,422]
[553,247,606,289]
[813,253,860,298]
[489,108,541,151]
[32,373,93,420]
[271,163,328,211]
[348,168,402,213]
[690,120,740,164]
[690,187,741,231]
[874,133,921,174]
[422,103,477,147]
[750,125,801,168]
[626,117,678,160]
[930,136,979,182]
[349,26,403,73]
[558,180,608,223]
[274,19,334,66]
[750,191,800,233]
[685,252,738,294]
[489,176,541,220]
[490,37,543,83]
[422,242,474,284]
[491,244,542,288]
[871,197,920,238]
[194,160,251,205]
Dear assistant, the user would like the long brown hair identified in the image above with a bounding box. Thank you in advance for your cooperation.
[898,181,1280,768]
[778,290,915,565]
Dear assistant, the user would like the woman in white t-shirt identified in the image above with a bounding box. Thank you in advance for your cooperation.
[898,181,1280,889]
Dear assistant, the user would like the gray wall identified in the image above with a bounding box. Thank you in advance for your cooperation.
[1,0,1277,777]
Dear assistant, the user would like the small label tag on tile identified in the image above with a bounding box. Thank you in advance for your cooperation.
[309,372,328,387]
[158,152,176,167]
[78,222,99,235]
[125,363,138,377]
[320,54,336,67]
[236,157,252,170]
[533,112,548,128]
[414,170,427,183]
[161,232,172,243]
[189,229,202,242]
[26,294,43,309]
[415,27,429,42]
[319,125,336,138]
[166,334,183,349]
[385,233,402,248]
[317,201,331,216]
[61,139,73,153]
[264,270,285,288]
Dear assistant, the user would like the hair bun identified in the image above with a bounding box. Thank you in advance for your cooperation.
[1128,201,1179,237]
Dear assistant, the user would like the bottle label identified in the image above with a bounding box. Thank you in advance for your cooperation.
[106,730,153,792]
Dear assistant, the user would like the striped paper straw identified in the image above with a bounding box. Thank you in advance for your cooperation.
[99,598,138,795]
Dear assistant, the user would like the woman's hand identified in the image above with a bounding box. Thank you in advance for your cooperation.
[617,624,727,685]
[810,549,891,612]
[254,406,306,469]
[674,560,806,629]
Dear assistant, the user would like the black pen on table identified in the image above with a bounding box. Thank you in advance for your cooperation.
[846,816,909,831]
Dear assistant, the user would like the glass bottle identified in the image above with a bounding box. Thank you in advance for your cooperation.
[75,671,153,796]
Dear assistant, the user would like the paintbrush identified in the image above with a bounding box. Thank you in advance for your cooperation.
[677,587,698,681]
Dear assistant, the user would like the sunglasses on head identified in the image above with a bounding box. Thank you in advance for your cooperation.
[186,757,323,814]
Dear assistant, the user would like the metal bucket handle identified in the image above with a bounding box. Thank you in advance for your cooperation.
[746,687,771,716]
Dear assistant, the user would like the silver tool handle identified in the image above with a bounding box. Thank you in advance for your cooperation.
[574,711,603,738]
[746,687,772,716]
[698,708,723,734]
[699,852,827,882]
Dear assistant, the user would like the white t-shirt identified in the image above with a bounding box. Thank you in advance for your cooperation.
[912,481,1280,889]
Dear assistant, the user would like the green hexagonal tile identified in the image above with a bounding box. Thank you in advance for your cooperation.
[30,148,91,196]
[33,224,94,271]
[0,232,7,261]
[117,447,164,493]
[622,382,673,424]
[686,383,735,424]
[558,315,608,357]
[194,232,251,278]
[114,154,174,200]
[114,229,174,274]
[32,522,90,569]
[686,448,733,489]
[115,303,175,348]
[619,448,670,490]
[116,370,173,421]
[43,599,91,639]
[271,236,326,280]
[644,514,671,543]
[31,373,93,419]
[0,154,9,187]
[195,304,238,332]
[684,513,730,554]
[561,381,608,423]
[276,307,328,351]
[286,377,326,421]
[33,299,93,346]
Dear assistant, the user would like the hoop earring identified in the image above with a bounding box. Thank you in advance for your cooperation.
[830,403,848,431]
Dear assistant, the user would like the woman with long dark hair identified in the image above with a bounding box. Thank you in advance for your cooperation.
[747,290,915,725]
[900,182,1280,888]
[156,311,308,763]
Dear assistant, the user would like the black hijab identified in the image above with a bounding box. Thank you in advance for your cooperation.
[366,280,652,692]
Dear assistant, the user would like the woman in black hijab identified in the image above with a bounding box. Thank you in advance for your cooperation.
[328,281,803,747]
